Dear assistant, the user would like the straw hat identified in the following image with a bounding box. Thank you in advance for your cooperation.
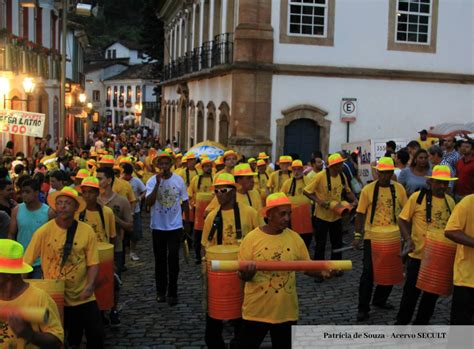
[77,176,100,193]
[327,153,345,167]
[257,152,269,160]
[200,156,213,166]
[72,169,90,180]
[87,159,96,168]
[247,157,256,164]
[175,153,183,159]
[215,156,224,166]
[98,155,115,166]
[260,192,294,218]
[47,186,86,213]
[211,173,240,190]
[0,239,33,274]
[136,161,144,168]
[426,165,458,181]
[152,150,174,166]
[223,150,239,160]
[278,155,293,164]
[256,159,266,167]
[234,163,257,177]
[372,157,396,171]
[290,160,303,169]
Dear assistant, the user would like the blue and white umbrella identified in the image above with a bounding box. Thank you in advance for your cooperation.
[187,141,227,160]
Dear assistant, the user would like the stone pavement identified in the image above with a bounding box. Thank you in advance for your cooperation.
[104,212,451,348]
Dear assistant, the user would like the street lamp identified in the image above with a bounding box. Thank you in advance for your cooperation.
[22,77,36,94]
[3,77,36,108]
[20,0,37,8]
[78,93,86,104]
[87,102,93,109]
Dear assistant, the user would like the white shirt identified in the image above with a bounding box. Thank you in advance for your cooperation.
[128,177,146,213]
[95,140,104,150]
[146,173,188,231]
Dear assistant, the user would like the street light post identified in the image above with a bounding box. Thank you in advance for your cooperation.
[59,0,68,141]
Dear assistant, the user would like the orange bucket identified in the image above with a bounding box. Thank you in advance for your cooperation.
[416,233,457,296]
[95,243,114,310]
[27,279,65,324]
[330,200,355,217]
[370,229,404,286]
[291,203,313,234]
[194,193,213,231]
[206,245,242,320]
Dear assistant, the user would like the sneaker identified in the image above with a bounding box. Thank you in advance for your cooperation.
[167,296,178,306]
[357,311,369,322]
[130,252,140,261]
[109,310,121,328]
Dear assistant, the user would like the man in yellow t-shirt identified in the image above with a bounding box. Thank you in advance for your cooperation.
[215,150,238,178]
[396,165,456,325]
[445,194,474,325]
[417,129,438,150]
[238,193,310,349]
[353,157,407,321]
[306,152,325,181]
[304,153,357,269]
[0,239,63,349]
[24,187,103,348]
[281,160,313,247]
[256,160,269,204]
[267,155,292,193]
[234,163,262,212]
[187,157,214,264]
[201,173,261,349]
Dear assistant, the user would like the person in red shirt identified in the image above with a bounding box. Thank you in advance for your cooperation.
[455,140,474,201]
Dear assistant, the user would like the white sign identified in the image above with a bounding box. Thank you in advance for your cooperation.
[0,110,46,138]
[341,98,357,122]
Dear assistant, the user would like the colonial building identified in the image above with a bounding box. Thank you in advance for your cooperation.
[158,0,473,163]
[85,40,160,131]
[0,0,87,154]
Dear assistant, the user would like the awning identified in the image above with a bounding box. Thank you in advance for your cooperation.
[428,122,474,138]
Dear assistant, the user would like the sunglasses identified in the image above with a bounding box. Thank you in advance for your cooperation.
[214,187,234,194]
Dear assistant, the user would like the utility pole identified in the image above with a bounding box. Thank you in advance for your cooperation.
[59,0,68,141]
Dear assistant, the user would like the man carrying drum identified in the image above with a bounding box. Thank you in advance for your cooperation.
[0,239,63,348]
[238,193,311,349]
[353,157,407,322]
[256,160,269,205]
[396,165,456,325]
[201,173,261,349]
[215,150,239,177]
[267,156,292,194]
[445,193,474,324]
[24,187,104,348]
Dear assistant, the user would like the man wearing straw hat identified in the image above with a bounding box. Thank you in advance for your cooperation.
[215,150,239,177]
[257,152,274,176]
[395,165,456,325]
[267,156,292,194]
[445,193,474,324]
[24,187,104,348]
[256,160,269,204]
[238,193,310,349]
[304,153,358,281]
[146,151,190,306]
[0,239,63,348]
[188,156,214,264]
[353,157,407,322]
[201,173,261,349]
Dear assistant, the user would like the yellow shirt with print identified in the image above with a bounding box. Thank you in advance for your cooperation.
[356,181,408,240]
[445,194,474,288]
[256,172,269,198]
[206,189,263,213]
[201,203,262,248]
[24,220,100,307]
[418,137,439,150]
[40,152,59,171]
[0,285,64,349]
[303,170,352,222]
[267,170,291,193]
[239,227,310,324]
[265,166,273,177]
[187,174,214,207]
[306,170,321,181]
[76,206,117,243]
[399,191,454,260]
[113,177,137,204]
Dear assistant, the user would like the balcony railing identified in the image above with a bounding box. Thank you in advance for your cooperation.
[0,34,62,81]
[143,101,160,121]
[163,33,233,81]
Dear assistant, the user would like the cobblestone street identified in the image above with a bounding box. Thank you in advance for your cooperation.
[105,213,452,348]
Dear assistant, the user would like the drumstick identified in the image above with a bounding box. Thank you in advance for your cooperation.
[0,307,49,324]
[210,260,352,272]
[332,246,364,253]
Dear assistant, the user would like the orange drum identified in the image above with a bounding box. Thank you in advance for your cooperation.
[27,279,65,324]
[195,193,214,231]
[95,243,114,310]
[290,201,313,234]
[370,228,404,286]
[416,231,457,296]
[330,200,356,217]
[206,245,242,320]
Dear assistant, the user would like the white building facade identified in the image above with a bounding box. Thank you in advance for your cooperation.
[159,0,474,163]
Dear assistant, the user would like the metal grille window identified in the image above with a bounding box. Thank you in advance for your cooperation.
[396,0,432,44]
[288,0,328,37]
[92,90,100,102]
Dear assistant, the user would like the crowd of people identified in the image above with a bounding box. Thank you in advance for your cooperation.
[0,125,472,348]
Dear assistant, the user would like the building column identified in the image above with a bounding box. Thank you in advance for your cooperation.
[192,3,196,49]
[208,0,215,41]
[221,0,227,34]
[178,18,183,57]
[173,23,178,59]
[183,17,188,54]
[199,0,205,47]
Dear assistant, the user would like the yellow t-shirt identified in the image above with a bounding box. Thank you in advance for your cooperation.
[399,191,455,260]
[179,168,200,187]
[76,206,117,243]
[24,220,100,306]
[418,137,439,150]
[265,166,274,177]
[40,152,59,171]
[445,194,474,288]
[306,170,320,181]
[281,177,310,198]
[256,173,269,197]
[206,189,263,213]
[201,203,263,248]
[239,227,310,324]
[113,177,137,204]
[267,170,291,193]
[356,181,408,240]
[303,170,352,222]
[187,175,214,206]
[0,285,64,348]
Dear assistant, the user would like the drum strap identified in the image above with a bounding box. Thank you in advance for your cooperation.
[208,202,242,244]
[246,193,253,207]
[326,169,347,200]
[278,170,291,190]
[61,220,78,269]
[186,169,190,186]
[417,189,452,223]
[289,178,297,197]
[197,174,210,190]
[79,204,106,234]
[370,181,397,225]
